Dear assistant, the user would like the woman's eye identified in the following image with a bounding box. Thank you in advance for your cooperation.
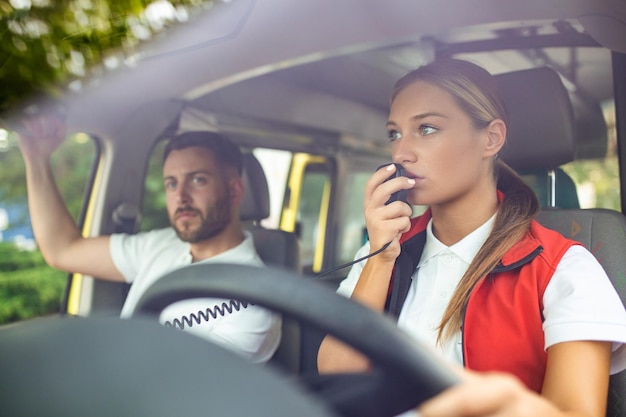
[387,130,402,141]
[419,125,437,136]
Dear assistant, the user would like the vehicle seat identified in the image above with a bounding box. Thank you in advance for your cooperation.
[240,152,302,374]
[495,67,579,208]
[240,152,301,272]
[535,208,626,417]
[497,66,626,417]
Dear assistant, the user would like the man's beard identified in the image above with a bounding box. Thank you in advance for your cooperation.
[171,196,232,243]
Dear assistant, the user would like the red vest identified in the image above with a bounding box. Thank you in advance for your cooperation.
[387,208,579,392]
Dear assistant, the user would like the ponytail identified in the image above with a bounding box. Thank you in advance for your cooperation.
[436,160,539,343]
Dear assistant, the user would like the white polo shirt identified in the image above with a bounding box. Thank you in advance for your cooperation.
[110,228,281,363]
[338,215,626,373]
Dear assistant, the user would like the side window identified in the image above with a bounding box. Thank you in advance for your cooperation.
[0,129,97,325]
[253,148,292,229]
[298,167,331,272]
[280,154,332,274]
[141,140,169,231]
[336,171,369,266]
[561,100,620,211]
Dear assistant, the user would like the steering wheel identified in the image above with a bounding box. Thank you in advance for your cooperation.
[129,263,459,417]
[0,313,338,417]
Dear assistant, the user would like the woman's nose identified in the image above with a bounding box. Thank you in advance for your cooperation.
[392,136,416,164]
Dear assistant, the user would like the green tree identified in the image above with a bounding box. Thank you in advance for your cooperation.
[0,0,213,118]
[0,242,66,324]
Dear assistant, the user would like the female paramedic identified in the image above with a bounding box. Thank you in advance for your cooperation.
[317,58,626,417]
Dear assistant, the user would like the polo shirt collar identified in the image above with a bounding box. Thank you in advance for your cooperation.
[418,213,497,267]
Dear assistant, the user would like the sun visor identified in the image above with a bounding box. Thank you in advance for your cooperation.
[578,15,626,54]
[176,107,220,133]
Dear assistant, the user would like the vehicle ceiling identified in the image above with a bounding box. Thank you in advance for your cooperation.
[54,0,626,158]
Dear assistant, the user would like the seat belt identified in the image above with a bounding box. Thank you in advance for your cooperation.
[111,202,142,301]
[112,202,142,234]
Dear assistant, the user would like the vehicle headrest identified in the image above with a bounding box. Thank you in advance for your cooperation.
[495,67,576,170]
[240,153,270,222]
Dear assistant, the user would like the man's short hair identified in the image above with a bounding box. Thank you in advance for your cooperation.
[163,131,243,175]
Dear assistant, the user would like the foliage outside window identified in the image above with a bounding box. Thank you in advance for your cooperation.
[1,0,214,119]
[141,139,169,231]
[0,130,95,325]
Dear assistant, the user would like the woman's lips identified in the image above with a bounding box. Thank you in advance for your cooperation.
[405,170,422,180]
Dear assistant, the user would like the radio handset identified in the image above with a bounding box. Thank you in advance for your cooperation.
[378,163,409,206]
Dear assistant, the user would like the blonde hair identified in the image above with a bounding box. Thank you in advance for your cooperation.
[392,59,539,343]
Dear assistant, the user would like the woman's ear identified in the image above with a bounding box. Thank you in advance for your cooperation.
[484,119,506,158]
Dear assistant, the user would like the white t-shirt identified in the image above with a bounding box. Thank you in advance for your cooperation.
[110,228,281,363]
[337,215,626,374]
